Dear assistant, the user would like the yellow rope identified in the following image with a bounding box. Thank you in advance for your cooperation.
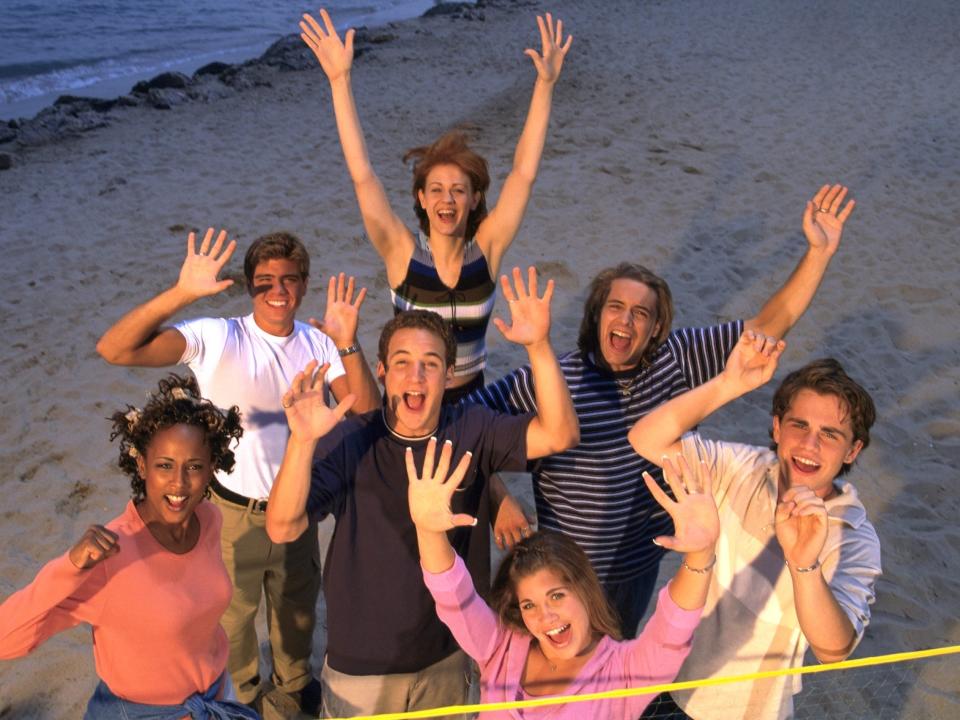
[331,644,960,719]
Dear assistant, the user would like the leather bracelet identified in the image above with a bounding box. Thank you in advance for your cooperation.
[337,343,361,357]
[682,554,717,574]
[787,558,821,573]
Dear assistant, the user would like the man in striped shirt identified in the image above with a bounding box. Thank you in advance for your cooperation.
[469,184,856,637]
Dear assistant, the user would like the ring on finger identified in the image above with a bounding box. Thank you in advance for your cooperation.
[281,397,294,409]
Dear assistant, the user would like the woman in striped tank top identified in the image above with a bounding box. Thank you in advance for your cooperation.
[300,8,572,551]
[300,8,571,397]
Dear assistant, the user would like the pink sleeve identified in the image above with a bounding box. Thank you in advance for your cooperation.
[0,552,107,659]
[624,585,702,685]
[422,555,505,666]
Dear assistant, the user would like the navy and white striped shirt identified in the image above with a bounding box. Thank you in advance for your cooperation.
[469,321,742,583]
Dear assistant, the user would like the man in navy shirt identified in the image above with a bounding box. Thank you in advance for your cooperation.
[266,267,579,717]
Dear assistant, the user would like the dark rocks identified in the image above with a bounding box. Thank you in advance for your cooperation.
[16,102,111,146]
[422,2,485,20]
[0,123,18,145]
[144,87,190,110]
[2,16,399,149]
[131,71,192,93]
[0,152,13,170]
[194,62,233,78]
[260,34,316,71]
[54,95,118,113]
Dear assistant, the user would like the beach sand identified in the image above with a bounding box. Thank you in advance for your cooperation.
[1,0,958,717]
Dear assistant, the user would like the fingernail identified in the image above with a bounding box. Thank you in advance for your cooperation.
[471,518,478,526]
[652,539,662,546]
[444,439,452,446]
[465,451,473,457]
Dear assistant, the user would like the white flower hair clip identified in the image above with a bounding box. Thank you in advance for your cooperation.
[125,408,142,429]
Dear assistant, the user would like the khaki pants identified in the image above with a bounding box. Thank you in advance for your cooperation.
[320,650,471,719]
[212,492,321,704]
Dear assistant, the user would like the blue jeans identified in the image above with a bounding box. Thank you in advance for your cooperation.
[603,565,660,639]
[84,673,259,720]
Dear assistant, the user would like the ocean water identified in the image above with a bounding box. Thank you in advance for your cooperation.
[0,0,469,121]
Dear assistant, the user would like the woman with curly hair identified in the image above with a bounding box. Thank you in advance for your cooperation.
[0,375,257,720]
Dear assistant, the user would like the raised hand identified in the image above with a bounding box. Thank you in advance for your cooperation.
[69,525,120,570]
[406,438,477,533]
[492,266,554,348]
[643,455,719,554]
[281,360,355,441]
[775,486,828,570]
[309,272,367,348]
[803,184,855,255]
[176,228,237,300]
[300,8,354,82]
[493,493,535,550]
[524,13,573,85]
[722,330,786,394]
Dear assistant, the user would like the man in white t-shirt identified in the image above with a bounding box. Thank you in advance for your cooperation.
[97,228,380,715]
[630,333,881,719]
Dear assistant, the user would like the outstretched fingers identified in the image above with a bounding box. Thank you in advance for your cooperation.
[643,470,675,513]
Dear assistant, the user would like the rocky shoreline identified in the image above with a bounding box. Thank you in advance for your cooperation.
[0,0,491,162]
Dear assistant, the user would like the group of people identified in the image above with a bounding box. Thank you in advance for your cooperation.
[0,8,881,720]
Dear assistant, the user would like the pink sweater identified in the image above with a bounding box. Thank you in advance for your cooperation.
[423,556,702,719]
[0,500,231,706]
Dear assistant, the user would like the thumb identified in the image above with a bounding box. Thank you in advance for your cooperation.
[492,316,509,337]
[307,317,325,331]
[652,535,678,551]
[451,514,478,528]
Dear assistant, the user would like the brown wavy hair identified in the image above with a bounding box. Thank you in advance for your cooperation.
[109,374,243,501]
[577,263,674,370]
[770,358,876,477]
[491,531,623,642]
[403,132,490,240]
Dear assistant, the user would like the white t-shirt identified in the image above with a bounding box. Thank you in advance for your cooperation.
[175,314,346,499]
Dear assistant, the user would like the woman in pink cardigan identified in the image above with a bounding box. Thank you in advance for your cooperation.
[0,375,256,719]
[406,438,721,719]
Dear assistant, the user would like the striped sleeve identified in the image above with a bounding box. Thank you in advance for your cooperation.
[667,320,743,389]
[466,365,538,416]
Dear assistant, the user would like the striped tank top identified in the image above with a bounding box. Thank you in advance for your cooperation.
[390,239,496,377]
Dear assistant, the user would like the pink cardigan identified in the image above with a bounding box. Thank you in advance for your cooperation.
[423,556,701,719]
[0,500,231,706]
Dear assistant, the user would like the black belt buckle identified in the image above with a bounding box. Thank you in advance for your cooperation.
[212,479,268,514]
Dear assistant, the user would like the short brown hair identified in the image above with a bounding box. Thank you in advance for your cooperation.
[577,263,673,369]
[378,310,457,369]
[243,232,310,292]
[403,132,490,240]
[771,358,876,477]
[491,531,623,642]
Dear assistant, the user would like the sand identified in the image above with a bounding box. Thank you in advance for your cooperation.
[1,0,958,717]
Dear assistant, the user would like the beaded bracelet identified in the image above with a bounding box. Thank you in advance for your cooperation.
[786,558,821,573]
[682,554,717,574]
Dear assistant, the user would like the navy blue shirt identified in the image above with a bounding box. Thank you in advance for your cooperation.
[309,401,532,675]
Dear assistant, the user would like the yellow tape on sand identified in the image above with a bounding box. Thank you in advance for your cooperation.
[331,644,960,719]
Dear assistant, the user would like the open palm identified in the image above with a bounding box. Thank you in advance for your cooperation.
[643,456,720,553]
[176,227,236,299]
[282,360,355,442]
[406,438,476,533]
[525,13,573,85]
